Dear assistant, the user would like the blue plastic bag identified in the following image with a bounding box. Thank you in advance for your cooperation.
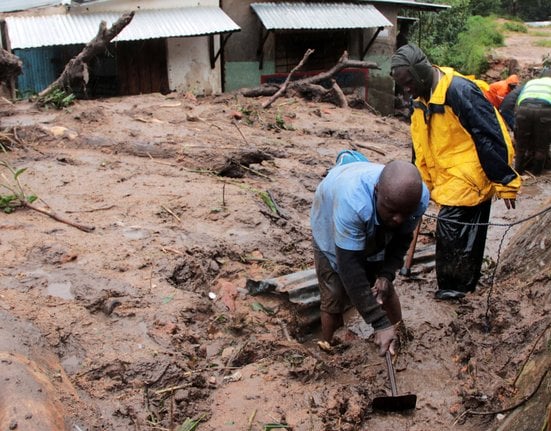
[335,150,369,166]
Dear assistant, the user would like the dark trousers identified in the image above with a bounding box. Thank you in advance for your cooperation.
[435,200,491,293]
[514,101,551,175]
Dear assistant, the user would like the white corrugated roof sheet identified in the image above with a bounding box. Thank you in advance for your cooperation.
[250,2,392,30]
[5,6,241,49]
[0,0,68,12]
[364,0,450,11]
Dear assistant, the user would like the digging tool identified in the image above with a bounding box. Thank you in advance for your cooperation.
[399,219,421,277]
[373,352,417,412]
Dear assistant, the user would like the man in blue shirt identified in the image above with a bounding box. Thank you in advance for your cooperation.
[311,159,429,356]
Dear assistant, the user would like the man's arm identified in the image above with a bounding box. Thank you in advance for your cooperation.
[446,77,519,185]
[378,231,414,282]
[336,246,390,331]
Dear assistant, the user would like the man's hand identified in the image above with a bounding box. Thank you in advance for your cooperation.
[503,198,516,209]
[371,277,393,305]
[374,325,396,357]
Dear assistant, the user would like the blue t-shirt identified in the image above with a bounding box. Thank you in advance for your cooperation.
[310,161,429,270]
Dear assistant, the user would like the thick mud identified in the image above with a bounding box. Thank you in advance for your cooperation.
[0,92,549,431]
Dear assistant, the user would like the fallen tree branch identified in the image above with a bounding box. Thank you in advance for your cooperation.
[1,154,95,232]
[242,50,380,108]
[24,201,95,232]
[331,79,348,108]
[263,48,315,109]
[38,12,134,99]
[354,142,386,156]
[454,370,549,423]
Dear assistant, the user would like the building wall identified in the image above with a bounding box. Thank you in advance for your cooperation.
[364,4,398,116]
[221,0,275,92]
[167,36,222,95]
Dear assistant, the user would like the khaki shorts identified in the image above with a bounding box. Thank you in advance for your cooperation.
[313,242,382,314]
[313,245,350,314]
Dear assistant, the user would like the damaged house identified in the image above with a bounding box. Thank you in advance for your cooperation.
[0,0,240,98]
[221,0,449,115]
[1,0,448,114]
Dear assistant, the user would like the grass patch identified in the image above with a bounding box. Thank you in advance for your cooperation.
[535,39,551,47]
[502,21,527,33]
[530,30,551,37]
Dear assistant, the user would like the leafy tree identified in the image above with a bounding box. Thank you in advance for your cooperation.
[470,0,501,16]
[501,0,551,21]
[448,16,503,74]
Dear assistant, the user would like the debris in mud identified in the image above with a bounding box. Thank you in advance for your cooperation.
[168,248,222,292]
[217,150,274,178]
[321,385,370,431]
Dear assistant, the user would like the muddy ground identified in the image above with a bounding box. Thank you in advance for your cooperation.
[1,27,550,431]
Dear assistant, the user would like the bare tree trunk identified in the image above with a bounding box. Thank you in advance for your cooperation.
[38,12,135,98]
[0,48,22,83]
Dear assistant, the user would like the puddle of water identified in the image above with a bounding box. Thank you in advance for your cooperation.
[122,227,150,240]
[47,281,74,300]
[61,355,82,374]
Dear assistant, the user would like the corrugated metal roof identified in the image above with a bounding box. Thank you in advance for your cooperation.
[0,0,67,12]
[250,2,392,31]
[364,0,450,11]
[5,6,241,49]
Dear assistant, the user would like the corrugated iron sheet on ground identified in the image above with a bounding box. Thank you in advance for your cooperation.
[246,244,436,326]
[5,6,241,49]
[250,2,392,31]
[247,268,321,325]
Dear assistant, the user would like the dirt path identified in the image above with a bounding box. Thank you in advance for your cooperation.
[491,22,551,71]
[1,27,550,431]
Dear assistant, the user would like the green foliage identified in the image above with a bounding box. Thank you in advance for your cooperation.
[258,190,277,213]
[409,0,550,75]
[409,0,471,64]
[0,146,38,213]
[469,0,500,16]
[263,424,291,430]
[272,112,294,130]
[38,88,75,109]
[502,21,528,33]
[448,16,503,75]
[535,39,551,47]
[498,0,551,21]
[0,193,36,213]
[0,194,18,213]
[176,413,206,431]
[417,11,504,76]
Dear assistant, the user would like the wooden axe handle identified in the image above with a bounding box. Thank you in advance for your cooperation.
[401,219,421,275]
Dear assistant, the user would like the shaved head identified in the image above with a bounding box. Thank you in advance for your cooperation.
[376,160,422,228]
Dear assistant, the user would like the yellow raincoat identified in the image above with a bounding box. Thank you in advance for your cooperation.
[410,67,521,207]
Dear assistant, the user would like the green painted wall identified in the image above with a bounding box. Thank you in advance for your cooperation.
[365,53,395,116]
[224,61,276,92]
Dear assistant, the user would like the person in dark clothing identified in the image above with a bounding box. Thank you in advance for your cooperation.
[390,44,521,300]
[514,68,551,175]
[499,83,523,130]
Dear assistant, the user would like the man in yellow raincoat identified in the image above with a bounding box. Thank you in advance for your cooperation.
[390,44,521,300]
